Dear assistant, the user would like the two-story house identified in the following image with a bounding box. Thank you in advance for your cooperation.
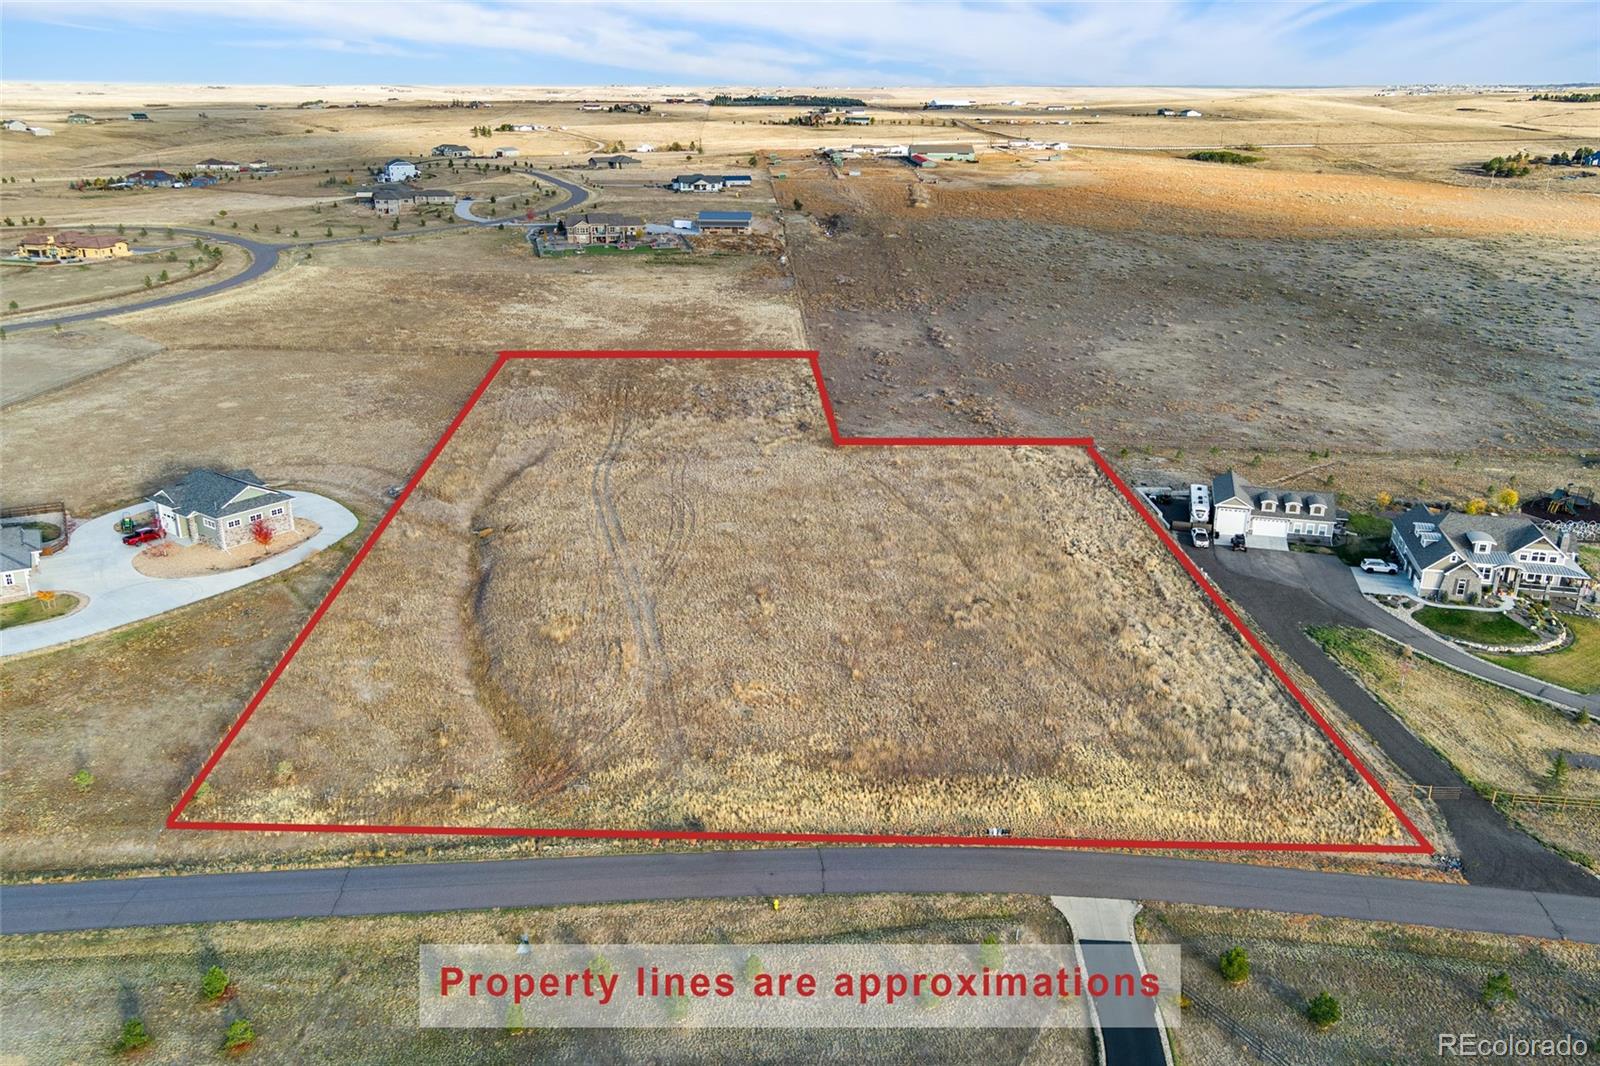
[1390,506,1592,602]
[1207,470,1344,547]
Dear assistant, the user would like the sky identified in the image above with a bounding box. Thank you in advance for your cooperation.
[2,1,1596,88]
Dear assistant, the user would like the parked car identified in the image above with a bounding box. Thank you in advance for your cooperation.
[1360,558,1400,574]
[1190,527,1211,548]
[121,527,163,546]
[1230,533,1248,552]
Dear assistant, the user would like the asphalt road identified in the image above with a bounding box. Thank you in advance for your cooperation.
[454,168,590,224]
[4,229,282,333]
[1189,545,1599,896]
[1081,940,1167,1066]
[5,171,590,334]
[4,847,1599,941]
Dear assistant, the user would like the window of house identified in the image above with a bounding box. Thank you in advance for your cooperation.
[1261,500,1276,512]
[1310,504,1325,515]
[1286,502,1301,514]
[270,507,285,517]
[1454,579,1468,596]
[249,513,262,522]
[202,517,216,529]
[226,518,241,529]
[3,574,13,586]
[1292,522,1304,535]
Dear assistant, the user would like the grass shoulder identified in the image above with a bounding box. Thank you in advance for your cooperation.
[0,593,79,629]
[1412,606,1541,647]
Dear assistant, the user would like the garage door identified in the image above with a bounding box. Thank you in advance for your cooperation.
[1252,517,1290,538]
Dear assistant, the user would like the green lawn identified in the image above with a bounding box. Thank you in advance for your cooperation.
[1412,606,1541,646]
[1581,544,1599,579]
[1483,613,1600,694]
[1334,512,1392,565]
[0,593,78,629]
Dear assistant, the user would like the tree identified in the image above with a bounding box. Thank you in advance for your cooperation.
[1305,992,1341,1030]
[1480,971,1516,1010]
[74,769,94,792]
[1494,488,1519,511]
[221,1019,255,1052]
[202,964,231,1000]
[113,1018,151,1054]
[1547,751,1569,793]
[504,1002,528,1033]
[1218,946,1250,984]
[1464,497,1488,515]
[1375,491,1393,510]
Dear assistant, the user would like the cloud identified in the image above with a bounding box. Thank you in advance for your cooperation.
[3,1,1596,85]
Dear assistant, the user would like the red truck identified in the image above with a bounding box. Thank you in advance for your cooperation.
[122,527,163,546]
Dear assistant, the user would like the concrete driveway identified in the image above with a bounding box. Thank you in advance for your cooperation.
[0,492,357,657]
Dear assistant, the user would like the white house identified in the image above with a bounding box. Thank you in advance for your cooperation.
[379,158,418,183]
[1390,506,1592,603]
[1180,109,1203,118]
[1209,470,1342,548]
[0,526,42,599]
[492,146,519,158]
[1,119,29,132]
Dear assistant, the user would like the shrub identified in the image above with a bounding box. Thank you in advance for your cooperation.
[1494,488,1519,511]
[249,517,273,546]
[202,965,230,1000]
[73,769,94,793]
[113,1018,151,1054]
[1547,752,1569,793]
[1306,992,1341,1030]
[221,1018,255,1051]
[1480,971,1516,1010]
[1465,498,1487,515]
[1188,150,1262,165]
[979,934,1003,970]
[1218,946,1250,984]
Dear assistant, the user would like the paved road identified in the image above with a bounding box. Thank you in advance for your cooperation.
[4,229,282,334]
[1054,898,1169,1066]
[4,171,589,334]
[1236,550,1599,714]
[454,168,590,224]
[5,847,1599,941]
[0,491,358,657]
[1188,545,1598,896]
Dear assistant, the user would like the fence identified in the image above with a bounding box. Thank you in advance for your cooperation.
[1410,782,1596,810]
[0,500,69,555]
[1183,992,1294,1066]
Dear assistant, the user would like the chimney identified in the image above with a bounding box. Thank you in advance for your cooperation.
[1558,529,1575,556]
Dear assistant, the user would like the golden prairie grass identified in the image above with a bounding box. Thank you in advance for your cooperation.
[1148,902,1600,1066]
[198,358,1399,845]
[0,893,1093,1065]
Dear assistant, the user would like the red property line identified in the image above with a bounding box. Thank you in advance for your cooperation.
[168,350,1431,856]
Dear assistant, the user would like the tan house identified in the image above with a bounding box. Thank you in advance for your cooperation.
[16,231,131,261]
[561,212,643,245]
[148,469,296,551]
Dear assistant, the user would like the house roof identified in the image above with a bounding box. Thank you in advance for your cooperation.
[588,154,638,163]
[0,526,41,572]
[1392,505,1554,571]
[148,469,292,519]
[698,210,752,222]
[383,158,414,168]
[1210,470,1340,517]
[672,174,721,184]
[196,158,237,166]
[908,143,975,154]
[567,212,643,226]
[17,231,124,249]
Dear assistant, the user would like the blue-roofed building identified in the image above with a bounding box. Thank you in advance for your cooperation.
[697,210,752,232]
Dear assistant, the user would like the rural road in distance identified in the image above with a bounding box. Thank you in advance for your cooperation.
[4,169,589,334]
[4,847,1598,943]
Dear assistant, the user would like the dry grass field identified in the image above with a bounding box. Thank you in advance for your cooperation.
[1314,627,1600,866]
[0,232,804,876]
[780,157,1599,458]
[189,356,1400,846]
[0,893,1094,1065]
[1146,903,1600,1065]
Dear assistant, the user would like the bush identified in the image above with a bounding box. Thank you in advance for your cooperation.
[73,769,94,792]
[221,1018,255,1051]
[1306,992,1341,1030]
[1218,946,1250,984]
[979,933,1003,970]
[202,965,230,1000]
[1188,150,1262,165]
[1480,971,1516,1010]
[113,1018,151,1054]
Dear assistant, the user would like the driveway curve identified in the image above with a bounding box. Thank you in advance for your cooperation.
[0,492,358,657]
[454,168,590,224]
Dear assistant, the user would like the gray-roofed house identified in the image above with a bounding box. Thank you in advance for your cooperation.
[1,526,42,599]
[432,144,473,158]
[371,187,412,215]
[1208,470,1344,548]
[1390,505,1592,603]
[587,154,640,169]
[147,469,296,551]
[379,158,418,183]
[697,210,752,232]
[907,143,977,162]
